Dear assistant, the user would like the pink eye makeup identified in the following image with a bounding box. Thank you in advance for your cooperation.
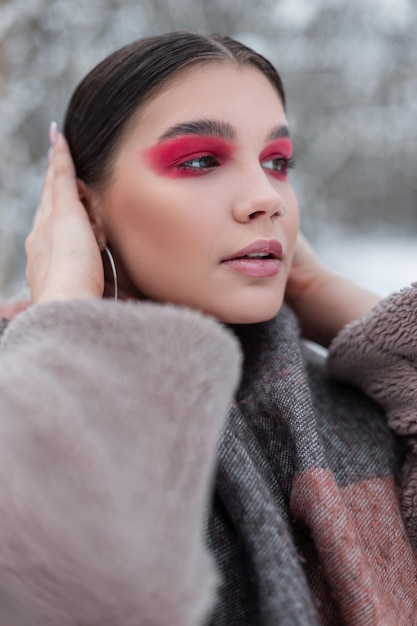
[143,135,236,178]
[259,138,294,180]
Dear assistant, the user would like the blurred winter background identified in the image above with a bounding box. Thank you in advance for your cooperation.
[0,0,416,300]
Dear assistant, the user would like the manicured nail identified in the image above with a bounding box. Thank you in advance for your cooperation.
[49,121,58,146]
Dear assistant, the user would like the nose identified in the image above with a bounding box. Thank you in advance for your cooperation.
[232,169,286,223]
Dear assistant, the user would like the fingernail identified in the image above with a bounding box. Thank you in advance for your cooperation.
[49,121,58,146]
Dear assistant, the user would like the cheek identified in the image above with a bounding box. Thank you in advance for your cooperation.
[103,180,226,257]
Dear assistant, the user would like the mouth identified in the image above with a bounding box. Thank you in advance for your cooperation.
[223,239,283,262]
[222,239,283,278]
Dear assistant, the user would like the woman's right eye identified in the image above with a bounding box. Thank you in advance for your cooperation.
[177,154,220,172]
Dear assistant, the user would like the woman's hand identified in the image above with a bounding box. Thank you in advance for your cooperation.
[25,127,104,304]
[285,232,325,311]
[285,232,380,346]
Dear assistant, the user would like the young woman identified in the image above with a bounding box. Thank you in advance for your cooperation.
[0,31,416,625]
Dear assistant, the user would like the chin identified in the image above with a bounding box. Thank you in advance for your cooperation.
[213,297,284,325]
[229,311,280,325]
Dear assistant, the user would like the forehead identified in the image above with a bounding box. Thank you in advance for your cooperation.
[132,62,287,142]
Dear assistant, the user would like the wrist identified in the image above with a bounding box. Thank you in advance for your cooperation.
[288,267,380,348]
[36,287,102,304]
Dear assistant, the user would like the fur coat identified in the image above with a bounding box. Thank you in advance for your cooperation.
[0,284,416,624]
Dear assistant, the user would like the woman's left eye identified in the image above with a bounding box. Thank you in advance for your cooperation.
[262,156,295,177]
[177,154,220,171]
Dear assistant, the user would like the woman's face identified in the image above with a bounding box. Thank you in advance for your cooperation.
[95,62,299,323]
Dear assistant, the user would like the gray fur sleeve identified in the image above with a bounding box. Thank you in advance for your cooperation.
[327,283,417,542]
[0,299,242,626]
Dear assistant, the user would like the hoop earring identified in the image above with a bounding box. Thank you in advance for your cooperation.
[103,245,118,301]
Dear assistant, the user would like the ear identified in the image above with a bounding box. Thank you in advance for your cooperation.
[77,179,107,250]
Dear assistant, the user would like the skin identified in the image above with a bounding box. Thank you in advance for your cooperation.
[84,62,299,324]
[286,233,380,345]
[26,62,380,343]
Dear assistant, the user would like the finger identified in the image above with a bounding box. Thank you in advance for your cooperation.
[33,158,55,228]
[52,133,83,212]
[32,122,59,225]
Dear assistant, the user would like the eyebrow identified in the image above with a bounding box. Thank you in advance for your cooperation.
[266,125,290,141]
[157,119,290,144]
[157,119,235,142]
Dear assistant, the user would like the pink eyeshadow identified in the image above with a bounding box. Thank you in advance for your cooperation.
[143,135,235,178]
[259,138,293,161]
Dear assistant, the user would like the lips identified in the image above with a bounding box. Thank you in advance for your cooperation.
[223,239,283,262]
[222,240,283,278]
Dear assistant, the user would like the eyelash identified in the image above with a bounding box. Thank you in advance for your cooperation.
[176,154,220,172]
[262,156,296,178]
[175,153,296,177]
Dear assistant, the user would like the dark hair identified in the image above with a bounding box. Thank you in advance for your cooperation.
[64,31,286,188]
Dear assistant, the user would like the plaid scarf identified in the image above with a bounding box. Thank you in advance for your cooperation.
[206,304,417,625]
